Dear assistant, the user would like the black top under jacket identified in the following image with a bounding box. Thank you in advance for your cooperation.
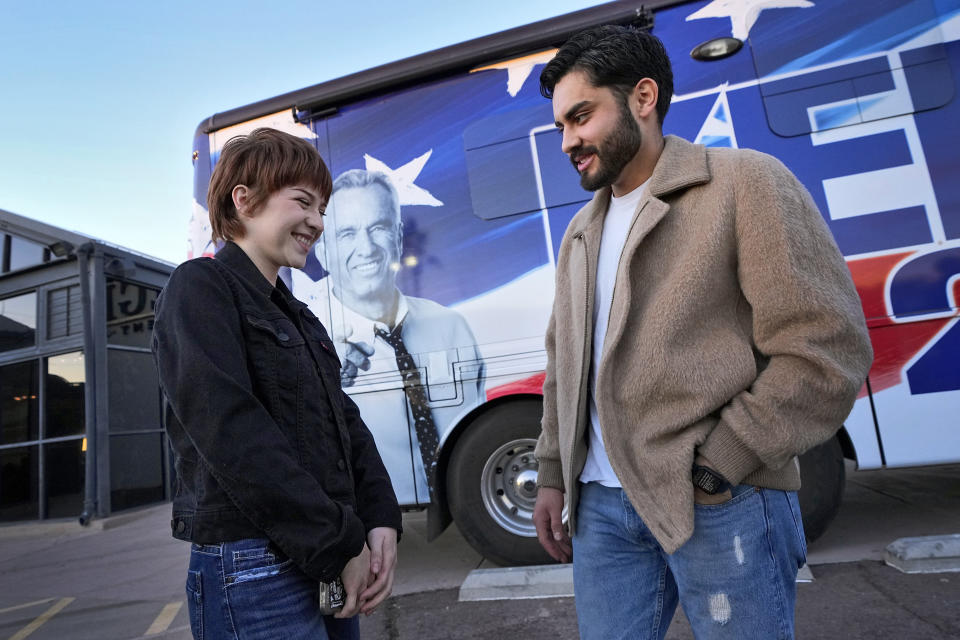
[152,241,401,582]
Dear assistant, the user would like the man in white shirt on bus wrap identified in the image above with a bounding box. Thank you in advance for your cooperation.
[322,169,484,505]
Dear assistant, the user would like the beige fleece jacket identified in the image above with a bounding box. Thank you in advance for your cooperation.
[535,135,873,554]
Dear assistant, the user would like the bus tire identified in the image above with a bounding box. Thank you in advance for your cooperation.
[797,435,846,542]
[446,400,554,566]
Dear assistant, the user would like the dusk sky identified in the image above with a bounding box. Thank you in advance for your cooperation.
[1,0,602,264]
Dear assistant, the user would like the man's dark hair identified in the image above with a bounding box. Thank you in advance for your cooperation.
[539,25,674,125]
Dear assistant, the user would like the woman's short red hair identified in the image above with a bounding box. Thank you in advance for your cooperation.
[207,128,332,244]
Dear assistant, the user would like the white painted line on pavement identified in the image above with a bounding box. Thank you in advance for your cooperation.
[144,601,183,636]
[0,600,54,615]
[8,597,74,640]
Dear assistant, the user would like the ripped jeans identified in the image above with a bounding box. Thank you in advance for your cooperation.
[185,538,359,640]
[572,481,807,640]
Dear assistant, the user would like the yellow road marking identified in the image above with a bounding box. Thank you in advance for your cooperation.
[144,601,183,636]
[0,600,54,615]
[7,597,74,640]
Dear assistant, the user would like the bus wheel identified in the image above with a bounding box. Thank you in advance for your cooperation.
[446,400,557,566]
[797,435,846,542]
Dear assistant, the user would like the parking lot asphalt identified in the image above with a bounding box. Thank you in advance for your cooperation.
[358,561,960,640]
[0,463,958,639]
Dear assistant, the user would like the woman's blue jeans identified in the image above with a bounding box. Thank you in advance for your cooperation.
[185,538,359,640]
[572,481,807,640]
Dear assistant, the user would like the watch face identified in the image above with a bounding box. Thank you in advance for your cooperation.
[693,467,723,494]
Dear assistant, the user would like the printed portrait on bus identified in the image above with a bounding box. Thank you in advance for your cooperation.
[296,168,485,506]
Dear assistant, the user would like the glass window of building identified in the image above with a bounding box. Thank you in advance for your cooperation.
[45,439,84,518]
[8,236,47,272]
[46,352,85,439]
[47,285,83,340]
[0,360,39,445]
[110,432,164,512]
[108,351,160,432]
[0,445,39,521]
[0,292,37,352]
[106,279,159,348]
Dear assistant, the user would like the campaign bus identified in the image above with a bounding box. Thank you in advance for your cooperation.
[189,0,960,565]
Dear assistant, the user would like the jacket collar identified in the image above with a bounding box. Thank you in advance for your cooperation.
[214,241,301,308]
[646,135,711,199]
[570,135,711,236]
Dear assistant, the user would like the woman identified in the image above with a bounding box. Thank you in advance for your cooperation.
[153,128,401,639]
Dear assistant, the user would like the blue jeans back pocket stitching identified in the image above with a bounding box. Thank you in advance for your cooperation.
[186,569,203,640]
[225,557,295,586]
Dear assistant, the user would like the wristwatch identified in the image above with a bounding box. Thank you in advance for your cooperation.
[692,464,732,495]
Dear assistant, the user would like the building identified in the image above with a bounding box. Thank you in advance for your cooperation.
[0,208,174,523]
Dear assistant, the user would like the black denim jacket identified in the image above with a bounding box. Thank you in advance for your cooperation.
[152,242,401,582]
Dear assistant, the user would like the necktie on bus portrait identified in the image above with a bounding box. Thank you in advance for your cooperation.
[375,323,440,498]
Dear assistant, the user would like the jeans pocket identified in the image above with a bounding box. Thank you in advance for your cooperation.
[693,484,758,512]
[787,492,808,567]
[226,546,295,586]
[186,570,203,640]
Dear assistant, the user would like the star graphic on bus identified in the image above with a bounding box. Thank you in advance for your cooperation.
[364,151,444,207]
[472,49,558,97]
[686,0,814,40]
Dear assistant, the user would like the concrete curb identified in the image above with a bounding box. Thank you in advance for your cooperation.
[459,565,574,601]
[885,534,960,574]
[0,503,168,539]
[458,563,816,601]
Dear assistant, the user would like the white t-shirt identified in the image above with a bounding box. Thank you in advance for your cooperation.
[580,181,647,487]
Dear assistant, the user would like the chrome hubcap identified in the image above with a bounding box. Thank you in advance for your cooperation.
[480,437,566,537]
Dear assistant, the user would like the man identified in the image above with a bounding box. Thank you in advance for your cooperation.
[321,169,484,504]
[532,26,873,639]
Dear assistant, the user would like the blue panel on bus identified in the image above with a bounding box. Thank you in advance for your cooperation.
[193,129,211,207]
[760,57,891,98]
[829,207,933,256]
[763,80,860,137]
[905,59,957,110]
[912,44,960,240]
[748,0,947,77]
[465,137,542,220]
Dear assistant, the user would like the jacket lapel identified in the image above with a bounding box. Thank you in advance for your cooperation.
[622,136,711,254]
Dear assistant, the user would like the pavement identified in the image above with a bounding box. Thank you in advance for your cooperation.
[357,561,960,640]
[0,462,958,639]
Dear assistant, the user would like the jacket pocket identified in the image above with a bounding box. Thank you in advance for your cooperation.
[244,314,305,347]
[243,314,305,389]
[243,313,305,433]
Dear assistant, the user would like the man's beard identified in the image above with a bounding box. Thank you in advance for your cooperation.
[573,104,643,192]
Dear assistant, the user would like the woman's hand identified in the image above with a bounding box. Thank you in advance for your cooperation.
[359,527,398,615]
[335,543,371,618]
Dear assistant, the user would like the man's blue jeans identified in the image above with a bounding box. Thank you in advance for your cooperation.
[572,481,807,640]
[185,538,360,640]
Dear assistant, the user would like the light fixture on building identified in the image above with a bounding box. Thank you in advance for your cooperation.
[49,241,75,257]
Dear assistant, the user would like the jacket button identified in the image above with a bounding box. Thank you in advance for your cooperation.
[277,331,289,342]
[337,459,346,471]
[175,520,185,534]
